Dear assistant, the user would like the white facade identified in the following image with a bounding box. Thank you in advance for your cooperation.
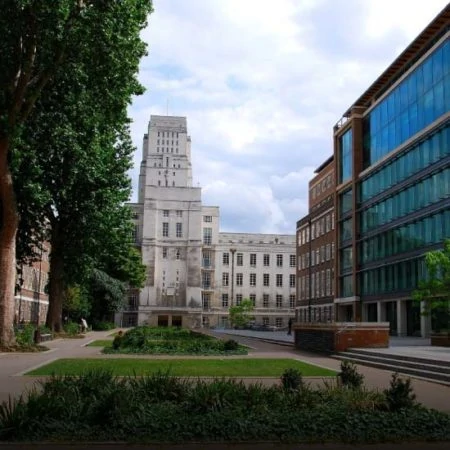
[123,115,296,328]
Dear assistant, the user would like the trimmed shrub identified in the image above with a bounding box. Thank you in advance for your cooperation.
[384,373,416,411]
[223,339,239,351]
[92,321,116,331]
[63,322,80,336]
[339,360,364,389]
[281,368,303,391]
[14,324,35,346]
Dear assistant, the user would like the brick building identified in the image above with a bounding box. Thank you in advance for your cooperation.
[296,156,335,323]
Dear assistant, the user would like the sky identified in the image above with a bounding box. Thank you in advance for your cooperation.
[128,0,449,235]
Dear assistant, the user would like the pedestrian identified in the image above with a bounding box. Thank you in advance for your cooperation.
[287,317,293,335]
[81,317,88,333]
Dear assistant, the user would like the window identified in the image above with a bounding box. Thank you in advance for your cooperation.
[276,295,283,308]
[236,294,242,305]
[236,253,243,266]
[249,273,256,286]
[250,253,257,267]
[263,316,269,325]
[263,254,270,266]
[263,273,270,286]
[163,210,169,217]
[263,294,269,308]
[162,247,167,258]
[222,294,229,308]
[326,214,331,233]
[162,222,169,237]
[290,254,296,267]
[222,273,229,286]
[249,294,256,307]
[223,252,229,265]
[276,274,283,287]
[203,215,212,222]
[326,244,331,261]
[289,294,295,309]
[176,249,180,260]
[289,274,296,288]
[203,228,212,245]
[176,222,183,238]
[339,128,352,183]
[276,254,283,267]
[236,273,243,286]
[176,210,182,217]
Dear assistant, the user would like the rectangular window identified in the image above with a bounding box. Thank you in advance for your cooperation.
[263,294,269,308]
[162,247,167,258]
[326,244,331,261]
[277,254,283,267]
[250,253,257,267]
[249,294,256,307]
[263,254,270,266]
[290,254,296,267]
[236,253,243,266]
[236,294,242,306]
[222,294,229,308]
[289,294,295,309]
[236,273,243,286]
[263,273,270,286]
[203,227,212,245]
[162,222,169,237]
[276,295,283,308]
[223,252,229,265]
[176,222,182,238]
[339,128,353,183]
[250,273,256,286]
[222,272,229,286]
[163,210,169,217]
[289,274,296,288]
[276,274,283,287]
[176,210,183,217]
[263,316,270,325]
[203,215,212,222]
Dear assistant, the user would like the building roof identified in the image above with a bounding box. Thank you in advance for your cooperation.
[341,4,450,120]
[314,155,334,174]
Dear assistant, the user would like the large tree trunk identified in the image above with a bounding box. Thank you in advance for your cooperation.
[0,137,19,346]
[46,224,65,332]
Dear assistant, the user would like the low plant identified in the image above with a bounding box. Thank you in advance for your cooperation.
[338,360,364,389]
[92,321,116,331]
[14,324,36,346]
[223,339,239,351]
[63,321,80,336]
[384,373,416,411]
[281,368,303,391]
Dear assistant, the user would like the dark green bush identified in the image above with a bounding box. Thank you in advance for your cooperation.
[92,321,116,331]
[339,360,364,389]
[63,321,80,335]
[384,373,416,411]
[14,324,36,346]
[280,368,303,391]
[223,339,239,351]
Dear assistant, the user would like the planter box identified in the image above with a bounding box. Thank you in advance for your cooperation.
[430,332,450,347]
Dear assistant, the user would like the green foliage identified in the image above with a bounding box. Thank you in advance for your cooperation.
[63,322,80,336]
[229,299,254,328]
[339,360,365,389]
[63,285,90,322]
[14,324,35,346]
[91,321,116,331]
[104,326,247,356]
[384,373,417,411]
[1,370,449,443]
[413,239,450,332]
[280,368,304,391]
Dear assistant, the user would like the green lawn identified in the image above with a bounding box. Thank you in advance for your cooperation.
[87,340,113,347]
[26,358,337,377]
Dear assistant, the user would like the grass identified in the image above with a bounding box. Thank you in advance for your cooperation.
[87,340,113,347]
[26,358,337,377]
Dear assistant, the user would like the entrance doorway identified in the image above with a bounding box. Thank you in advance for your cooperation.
[345,305,353,321]
[385,302,397,335]
[367,303,377,322]
[158,315,169,327]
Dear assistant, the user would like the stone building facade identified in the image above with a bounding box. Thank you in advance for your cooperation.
[120,115,296,328]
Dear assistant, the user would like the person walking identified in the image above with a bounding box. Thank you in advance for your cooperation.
[80,317,88,333]
[287,317,293,335]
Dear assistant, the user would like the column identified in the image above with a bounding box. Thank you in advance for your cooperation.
[420,301,431,338]
[377,301,383,323]
[397,300,407,337]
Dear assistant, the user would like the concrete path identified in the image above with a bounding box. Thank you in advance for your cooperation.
[0,329,449,413]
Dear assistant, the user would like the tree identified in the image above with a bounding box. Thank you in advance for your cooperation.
[412,239,450,334]
[229,299,254,329]
[11,1,152,332]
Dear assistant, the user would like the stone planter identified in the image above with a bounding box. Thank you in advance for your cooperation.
[430,332,450,347]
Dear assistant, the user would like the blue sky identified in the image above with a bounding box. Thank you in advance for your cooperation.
[128,0,448,234]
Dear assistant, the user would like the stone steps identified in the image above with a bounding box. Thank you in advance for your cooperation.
[332,349,450,385]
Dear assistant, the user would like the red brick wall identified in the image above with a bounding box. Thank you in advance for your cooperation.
[335,328,389,352]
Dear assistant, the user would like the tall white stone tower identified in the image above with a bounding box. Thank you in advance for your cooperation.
[133,115,203,327]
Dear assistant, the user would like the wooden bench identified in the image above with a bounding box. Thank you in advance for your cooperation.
[40,333,53,342]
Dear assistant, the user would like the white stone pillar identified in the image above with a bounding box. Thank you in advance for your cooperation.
[397,300,407,337]
[378,301,385,322]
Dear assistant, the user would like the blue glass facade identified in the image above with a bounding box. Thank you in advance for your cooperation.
[339,129,352,183]
[363,39,450,168]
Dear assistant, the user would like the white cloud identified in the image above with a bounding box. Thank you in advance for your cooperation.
[129,0,449,233]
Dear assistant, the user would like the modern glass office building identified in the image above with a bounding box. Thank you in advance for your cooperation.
[333,5,449,337]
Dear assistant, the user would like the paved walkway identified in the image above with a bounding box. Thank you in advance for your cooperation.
[0,329,449,413]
